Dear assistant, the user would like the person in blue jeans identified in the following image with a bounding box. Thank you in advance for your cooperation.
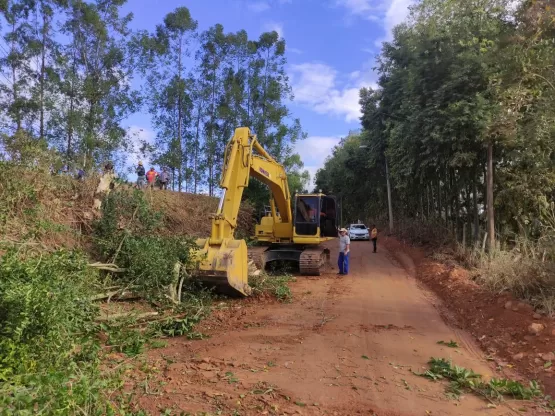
[337,228,350,275]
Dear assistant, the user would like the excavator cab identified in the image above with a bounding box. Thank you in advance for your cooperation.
[294,194,338,239]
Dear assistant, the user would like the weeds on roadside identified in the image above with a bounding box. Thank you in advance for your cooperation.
[419,358,542,401]
[150,315,205,339]
[437,340,459,348]
[249,273,294,302]
[393,211,555,316]
[0,246,132,414]
[456,243,555,315]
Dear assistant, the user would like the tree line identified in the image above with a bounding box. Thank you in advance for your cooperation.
[0,0,310,199]
[316,0,555,250]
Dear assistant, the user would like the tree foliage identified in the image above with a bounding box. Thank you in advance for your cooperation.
[0,3,309,208]
[316,0,555,245]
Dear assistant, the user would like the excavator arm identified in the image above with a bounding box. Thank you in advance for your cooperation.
[193,127,293,295]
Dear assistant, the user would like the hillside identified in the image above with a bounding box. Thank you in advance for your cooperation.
[0,164,254,253]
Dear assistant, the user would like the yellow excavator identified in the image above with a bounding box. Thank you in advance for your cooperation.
[192,127,339,296]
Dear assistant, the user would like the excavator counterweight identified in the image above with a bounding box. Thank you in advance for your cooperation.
[190,127,338,296]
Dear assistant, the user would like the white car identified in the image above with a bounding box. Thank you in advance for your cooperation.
[349,224,369,241]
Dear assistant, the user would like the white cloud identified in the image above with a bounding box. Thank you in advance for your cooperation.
[385,0,413,32]
[263,21,284,38]
[248,1,270,12]
[335,0,385,19]
[289,62,377,122]
[247,1,270,13]
[294,135,343,189]
[335,0,415,41]
[288,47,302,55]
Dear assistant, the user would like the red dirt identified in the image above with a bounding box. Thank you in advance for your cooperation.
[118,239,554,415]
[382,236,555,399]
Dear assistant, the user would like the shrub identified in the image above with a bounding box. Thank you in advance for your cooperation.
[93,189,197,301]
[0,248,98,381]
[0,247,131,414]
[467,245,555,314]
[93,188,163,259]
[249,273,293,302]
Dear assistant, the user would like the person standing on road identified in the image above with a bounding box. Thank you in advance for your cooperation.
[338,228,350,275]
[136,161,146,189]
[371,224,378,253]
[159,167,170,190]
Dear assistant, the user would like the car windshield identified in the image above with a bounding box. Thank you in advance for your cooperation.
[351,225,367,230]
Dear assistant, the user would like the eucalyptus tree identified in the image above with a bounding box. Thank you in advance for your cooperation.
[137,6,198,191]
[55,0,137,167]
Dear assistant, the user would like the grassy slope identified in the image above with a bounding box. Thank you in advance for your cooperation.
[0,165,254,253]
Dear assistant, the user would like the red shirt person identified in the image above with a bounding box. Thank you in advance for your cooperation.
[146,167,158,188]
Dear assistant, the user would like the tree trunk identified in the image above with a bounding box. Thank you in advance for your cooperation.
[437,179,442,220]
[11,21,21,131]
[486,141,495,252]
[385,157,393,232]
[67,45,76,161]
[177,38,183,192]
[260,48,271,139]
[419,186,424,221]
[455,182,460,242]
[39,7,49,141]
[85,99,96,168]
[193,99,203,194]
[444,171,450,227]
[208,65,217,197]
[426,184,430,218]
[473,179,479,244]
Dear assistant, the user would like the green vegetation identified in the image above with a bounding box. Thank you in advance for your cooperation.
[420,358,542,402]
[93,189,198,301]
[316,0,555,248]
[0,172,217,413]
[249,273,294,303]
[437,340,459,348]
[0,248,128,414]
[0,2,310,205]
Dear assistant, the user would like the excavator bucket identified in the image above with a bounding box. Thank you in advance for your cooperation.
[192,237,251,296]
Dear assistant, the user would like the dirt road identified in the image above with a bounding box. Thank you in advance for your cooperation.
[135,241,526,415]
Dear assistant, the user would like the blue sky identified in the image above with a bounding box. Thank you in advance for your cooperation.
[124,0,414,184]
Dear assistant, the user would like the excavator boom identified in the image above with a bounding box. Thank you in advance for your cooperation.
[192,128,293,295]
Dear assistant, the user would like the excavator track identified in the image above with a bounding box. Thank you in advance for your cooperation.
[299,248,330,276]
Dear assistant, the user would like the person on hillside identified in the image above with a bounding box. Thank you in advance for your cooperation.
[93,162,117,211]
[338,228,350,276]
[159,167,170,190]
[136,161,146,189]
[371,224,378,253]
[146,167,158,189]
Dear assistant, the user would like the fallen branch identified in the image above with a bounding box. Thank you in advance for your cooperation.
[128,314,185,328]
[177,263,188,303]
[88,262,126,273]
[91,290,139,302]
[111,205,140,264]
[96,311,158,322]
